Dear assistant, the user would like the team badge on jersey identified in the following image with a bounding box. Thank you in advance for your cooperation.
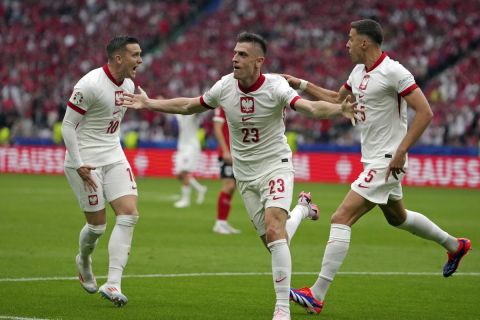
[359,74,370,91]
[72,91,84,105]
[115,91,124,106]
[240,97,254,114]
[88,194,98,205]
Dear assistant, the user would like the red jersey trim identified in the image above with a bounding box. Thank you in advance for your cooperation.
[289,96,301,110]
[200,96,215,109]
[344,83,352,91]
[102,64,124,87]
[67,101,86,115]
[238,74,266,94]
[366,52,387,72]
[399,83,418,97]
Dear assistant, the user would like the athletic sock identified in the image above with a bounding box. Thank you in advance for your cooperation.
[268,239,291,311]
[189,177,205,192]
[217,191,232,220]
[107,215,138,288]
[397,209,459,252]
[312,224,351,300]
[180,185,191,202]
[285,205,308,242]
[79,223,106,260]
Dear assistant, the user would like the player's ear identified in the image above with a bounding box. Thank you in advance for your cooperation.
[256,56,265,68]
[114,53,123,64]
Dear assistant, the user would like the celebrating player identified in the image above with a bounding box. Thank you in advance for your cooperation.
[122,32,355,320]
[62,36,142,307]
[285,19,472,315]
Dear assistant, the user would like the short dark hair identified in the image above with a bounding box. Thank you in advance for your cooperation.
[236,32,267,55]
[106,36,140,60]
[351,19,383,45]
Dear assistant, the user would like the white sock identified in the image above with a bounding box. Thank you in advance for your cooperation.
[180,185,191,201]
[79,223,106,261]
[397,210,458,252]
[312,224,351,301]
[107,215,138,288]
[286,205,308,243]
[189,177,205,192]
[268,239,291,311]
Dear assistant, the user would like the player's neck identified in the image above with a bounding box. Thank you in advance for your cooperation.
[238,72,261,90]
[364,49,383,70]
[106,63,125,83]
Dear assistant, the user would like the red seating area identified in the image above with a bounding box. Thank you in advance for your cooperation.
[1,0,479,147]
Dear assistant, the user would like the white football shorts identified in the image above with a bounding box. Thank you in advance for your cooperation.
[350,163,404,204]
[236,168,294,236]
[65,160,138,212]
[174,148,199,174]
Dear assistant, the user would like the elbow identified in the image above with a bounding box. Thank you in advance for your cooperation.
[425,108,434,124]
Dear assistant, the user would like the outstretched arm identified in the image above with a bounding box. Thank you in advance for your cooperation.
[123,86,207,114]
[283,74,353,103]
[386,88,433,181]
[293,97,357,125]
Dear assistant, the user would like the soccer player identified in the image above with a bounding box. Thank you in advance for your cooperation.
[212,106,240,234]
[286,19,472,314]
[173,113,207,208]
[62,36,142,307]
[122,32,355,320]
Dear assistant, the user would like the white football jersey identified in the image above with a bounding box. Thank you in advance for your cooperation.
[201,73,300,181]
[175,114,200,153]
[64,65,134,168]
[345,53,418,166]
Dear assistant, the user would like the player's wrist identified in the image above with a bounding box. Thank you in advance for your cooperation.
[298,79,308,92]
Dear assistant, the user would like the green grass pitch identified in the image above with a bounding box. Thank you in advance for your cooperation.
[0,174,478,319]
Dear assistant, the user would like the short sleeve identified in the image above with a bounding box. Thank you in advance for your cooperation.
[390,63,418,96]
[275,76,301,109]
[67,78,95,115]
[201,77,224,109]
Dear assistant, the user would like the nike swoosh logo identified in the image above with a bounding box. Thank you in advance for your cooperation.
[241,116,253,122]
[275,276,287,283]
[358,94,365,99]
[272,196,285,200]
[113,110,121,115]
[357,183,369,189]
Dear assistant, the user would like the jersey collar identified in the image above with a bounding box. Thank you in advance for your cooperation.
[102,64,124,87]
[365,52,387,73]
[238,74,266,94]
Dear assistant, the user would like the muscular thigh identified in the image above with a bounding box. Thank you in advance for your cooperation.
[351,164,404,205]
[333,190,376,226]
[237,169,293,236]
[103,161,138,202]
[237,180,265,236]
[65,166,106,212]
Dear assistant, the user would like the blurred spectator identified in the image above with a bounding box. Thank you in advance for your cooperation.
[1,0,479,148]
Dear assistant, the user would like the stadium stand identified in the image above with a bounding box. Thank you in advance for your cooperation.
[1,0,479,149]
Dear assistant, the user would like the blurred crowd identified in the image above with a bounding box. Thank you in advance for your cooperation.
[1,0,479,148]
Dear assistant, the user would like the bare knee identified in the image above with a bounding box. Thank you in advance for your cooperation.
[380,201,406,227]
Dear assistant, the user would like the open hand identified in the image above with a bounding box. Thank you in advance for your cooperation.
[341,96,358,126]
[281,74,301,90]
[123,86,149,110]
